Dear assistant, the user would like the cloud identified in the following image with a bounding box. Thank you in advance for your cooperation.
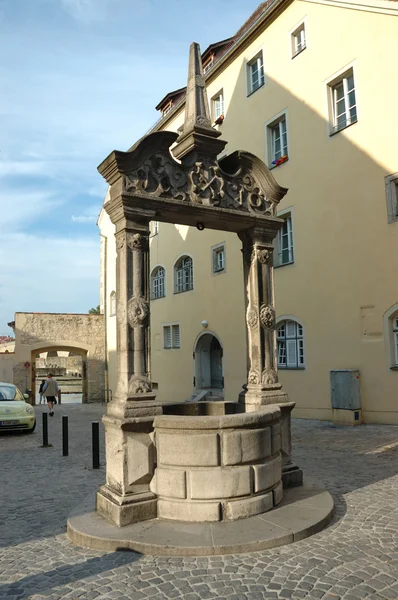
[71,214,97,223]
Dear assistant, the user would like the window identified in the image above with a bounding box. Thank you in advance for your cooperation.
[110,291,116,317]
[174,256,193,293]
[268,115,288,167]
[212,243,225,274]
[203,57,214,74]
[150,221,159,236]
[247,50,264,95]
[163,324,180,349]
[212,91,224,121]
[329,69,357,134]
[277,320,304,368]
[275,213,294,266]
[291,23,306,58]
[151,266,165,299]
[162,103,173,117]
[385,173,398,224]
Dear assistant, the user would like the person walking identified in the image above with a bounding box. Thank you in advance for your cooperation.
[42,373,59,417]
[38,379,46,404]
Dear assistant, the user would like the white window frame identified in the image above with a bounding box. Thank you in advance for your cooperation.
[326,65,358,135]
[276,318,305,369]
[246,48,265,96]
[174,255,193,294]
[212,89,224,121]
[265,110,289,169]
[163,323,180,349]
[290,19,306,58]
[203,57,214,74]
[150,221,159,236]
[275,211,294,267]
[212,242,226,275]
[151,265,166,300]
[385,173,398,224]
[109,291,116,317]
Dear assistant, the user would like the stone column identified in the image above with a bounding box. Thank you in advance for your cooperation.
[97,218,162,527]
[238,228,303,488]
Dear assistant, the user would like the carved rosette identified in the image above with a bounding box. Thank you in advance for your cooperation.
[127,296,149,327]
[248,371,260,385]
[129,377,152,394]
[259,304,275,329]
[256,248,273,265]
[246,308,258,329]
[262,368,278,385]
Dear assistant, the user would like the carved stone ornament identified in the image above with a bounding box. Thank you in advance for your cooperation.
[129,377,152,394]
[124,153,275,215]
[262,368,278,385]
[256,248,273,265]
[246,309,258,329]
[127,232,147,252]
[259,304,275,329]
[248,371,260,385]
[116,236,125,252]
[127,296,149,327]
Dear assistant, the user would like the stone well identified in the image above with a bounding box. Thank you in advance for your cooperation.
[150,402,282,522]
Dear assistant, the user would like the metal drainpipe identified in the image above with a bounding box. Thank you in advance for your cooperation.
[100,233,109,403]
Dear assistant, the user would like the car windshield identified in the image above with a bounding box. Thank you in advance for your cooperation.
[0,385,18,400]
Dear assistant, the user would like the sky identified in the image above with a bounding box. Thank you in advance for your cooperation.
[0,0,261,335]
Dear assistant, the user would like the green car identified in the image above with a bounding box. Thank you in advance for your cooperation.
[0,382,36,433]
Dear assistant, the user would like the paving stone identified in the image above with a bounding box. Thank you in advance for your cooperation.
[1,408,398,599]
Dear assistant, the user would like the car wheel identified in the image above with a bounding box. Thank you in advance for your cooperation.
[26,422,36,434]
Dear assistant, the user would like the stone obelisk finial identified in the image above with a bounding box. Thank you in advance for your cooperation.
[172,42,227,162]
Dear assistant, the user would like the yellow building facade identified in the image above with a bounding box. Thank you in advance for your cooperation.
[98,0,398,424]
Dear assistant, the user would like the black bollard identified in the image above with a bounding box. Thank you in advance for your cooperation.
[62,416,68,456]
[42,412,49,447]
[92,421,100,469]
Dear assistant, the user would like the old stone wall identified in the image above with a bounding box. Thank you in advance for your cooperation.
[12,313,105,402]
[0,353,17,385]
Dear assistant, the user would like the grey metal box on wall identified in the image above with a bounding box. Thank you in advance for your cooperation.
[330,370,361,410]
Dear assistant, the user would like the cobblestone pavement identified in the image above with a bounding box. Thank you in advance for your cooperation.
[1,403,397,600]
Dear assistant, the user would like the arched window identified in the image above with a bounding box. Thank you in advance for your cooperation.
[110,291,116,317]
[174,256,193,293]
[151,266,165,299]
[277,319,304,369]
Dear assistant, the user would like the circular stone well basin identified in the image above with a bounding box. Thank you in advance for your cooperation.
[150,402,282,522]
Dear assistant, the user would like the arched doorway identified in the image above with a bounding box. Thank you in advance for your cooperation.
[31,346,88,405]
[194,333,223,391]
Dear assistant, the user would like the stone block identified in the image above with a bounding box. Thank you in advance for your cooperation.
[96,488,157,527]
[222,428,271,465]
[252,455,282,492]
[157,432,219,467]
[273,481,283,506]
[271,422,281,455]
[224,491,273,520]
[158,499,221,522]
[190,466,252,499]
[151,467,186,499]
[127,433,155,489]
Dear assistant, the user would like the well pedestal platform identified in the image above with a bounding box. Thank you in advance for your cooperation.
[67,475,333,556]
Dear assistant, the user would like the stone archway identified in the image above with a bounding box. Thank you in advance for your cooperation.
[31,345,88,404]
[194,332,223,391]
[10,312,104,404]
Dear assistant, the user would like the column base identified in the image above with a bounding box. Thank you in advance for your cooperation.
[282,464,304,488]
[97,485,157,527]
[106,394,164,420]
[239,384,289,407]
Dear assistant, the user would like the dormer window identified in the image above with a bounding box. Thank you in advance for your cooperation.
[162,102,173,117]
[203,57,214,74]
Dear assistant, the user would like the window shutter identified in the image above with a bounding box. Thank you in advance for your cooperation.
[163,326,172,349]
[172,325,180,348]
[286,340,297,367]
